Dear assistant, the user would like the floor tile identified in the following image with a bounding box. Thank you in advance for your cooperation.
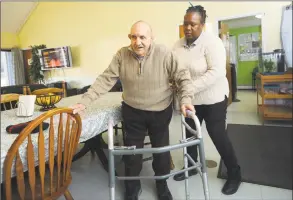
[261,185,292,200]
[220,182,262,200]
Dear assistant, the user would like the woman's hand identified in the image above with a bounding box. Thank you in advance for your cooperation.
[180,104,195,117]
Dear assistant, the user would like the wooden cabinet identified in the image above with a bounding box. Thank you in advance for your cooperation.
[179,25,184,38]
[22,49,33,84]
[219,22,233,106]
[256,73,292,124]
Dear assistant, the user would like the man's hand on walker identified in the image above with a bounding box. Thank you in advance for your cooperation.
[181,104,195,117]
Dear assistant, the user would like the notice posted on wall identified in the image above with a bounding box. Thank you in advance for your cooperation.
[238,32,261,61]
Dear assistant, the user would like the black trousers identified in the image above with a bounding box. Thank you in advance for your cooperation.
[185,96,239,171]
[122,102,173,188]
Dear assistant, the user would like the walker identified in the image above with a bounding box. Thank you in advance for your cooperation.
[107,110,210,200]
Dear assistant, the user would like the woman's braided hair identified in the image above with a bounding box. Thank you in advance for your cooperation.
[186,5,207,24]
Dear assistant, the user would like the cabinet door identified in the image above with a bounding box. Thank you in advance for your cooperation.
[219,22,233,106]
[22,49,33,84]
[179,25,184,38]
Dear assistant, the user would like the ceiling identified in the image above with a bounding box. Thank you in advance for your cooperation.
[1,2,262,34]
[1,2,38,33]
[222,15,262,29]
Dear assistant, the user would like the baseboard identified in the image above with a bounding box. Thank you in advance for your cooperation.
[237,86,254,90]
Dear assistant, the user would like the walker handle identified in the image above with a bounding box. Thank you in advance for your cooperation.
[186,110,195,118]
[183,109,202,139]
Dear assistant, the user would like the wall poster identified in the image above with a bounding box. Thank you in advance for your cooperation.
[238,32,261,61]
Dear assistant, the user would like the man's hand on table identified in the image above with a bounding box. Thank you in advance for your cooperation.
[71,103,86,114]
[70,103,86,120]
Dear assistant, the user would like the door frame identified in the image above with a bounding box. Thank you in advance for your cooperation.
[216,12,265,89]
[215,12,266,52]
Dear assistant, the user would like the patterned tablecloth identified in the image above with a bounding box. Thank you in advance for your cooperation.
[0,92,123,182]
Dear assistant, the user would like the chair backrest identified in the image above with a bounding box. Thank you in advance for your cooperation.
[1,85,28,95]
[4,108,82,200]
[22,84,48,95]
[1,93,20,111]
[27,82,67,97]
[252,66,259,74]
[31,88,64,96]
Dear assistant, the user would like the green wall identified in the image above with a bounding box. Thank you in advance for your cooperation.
[230,26,261,86]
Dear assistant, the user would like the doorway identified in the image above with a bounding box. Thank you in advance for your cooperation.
[1,50,14,86]
[217,13,264,90]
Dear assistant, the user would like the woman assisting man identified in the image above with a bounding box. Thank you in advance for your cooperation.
[172,5,242,195]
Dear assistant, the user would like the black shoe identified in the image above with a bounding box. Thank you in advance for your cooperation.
[124,181,142,200]
[156,180,173,200]
[173,167,198,181]
[222,165,242,195]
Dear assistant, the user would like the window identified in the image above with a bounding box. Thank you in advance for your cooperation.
[1,50,14,86]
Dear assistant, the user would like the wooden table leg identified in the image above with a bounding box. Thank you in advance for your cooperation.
[72,126,121,175]
[93,135,110,172]
[72,140,93,162]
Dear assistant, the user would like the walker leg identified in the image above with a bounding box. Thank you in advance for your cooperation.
[202,172,209,200]
[109,150,115,200]
[184,152,190,200]
[198,139,210,200]
[181,115,190,200]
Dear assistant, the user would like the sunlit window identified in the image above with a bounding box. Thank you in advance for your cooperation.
[1,51,13,86]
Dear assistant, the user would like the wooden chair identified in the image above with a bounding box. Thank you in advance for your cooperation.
[28,88,65,97]
[25,82,67,97]
[23,86,28,95]
[1,93,20,111]
[3,108,82,200]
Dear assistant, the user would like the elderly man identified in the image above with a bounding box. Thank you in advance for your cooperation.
[71,21,194,200]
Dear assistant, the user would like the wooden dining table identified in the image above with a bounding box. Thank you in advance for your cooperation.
[0,92,123,183]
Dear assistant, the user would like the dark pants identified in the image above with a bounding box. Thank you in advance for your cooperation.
[122,102,173,189]
[186,96,238,171]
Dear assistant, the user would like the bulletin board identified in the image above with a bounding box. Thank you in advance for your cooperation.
[238,32,261,61]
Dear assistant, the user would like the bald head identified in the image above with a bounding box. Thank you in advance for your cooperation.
[130,20,153,37]
[128,20,153,57]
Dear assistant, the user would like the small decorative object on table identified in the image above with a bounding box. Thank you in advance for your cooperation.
[35,92,62,111]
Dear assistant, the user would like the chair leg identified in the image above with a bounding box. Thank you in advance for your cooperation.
[64,189,74,200]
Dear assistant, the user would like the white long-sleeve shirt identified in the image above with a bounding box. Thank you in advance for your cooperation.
[173,31,229,105]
